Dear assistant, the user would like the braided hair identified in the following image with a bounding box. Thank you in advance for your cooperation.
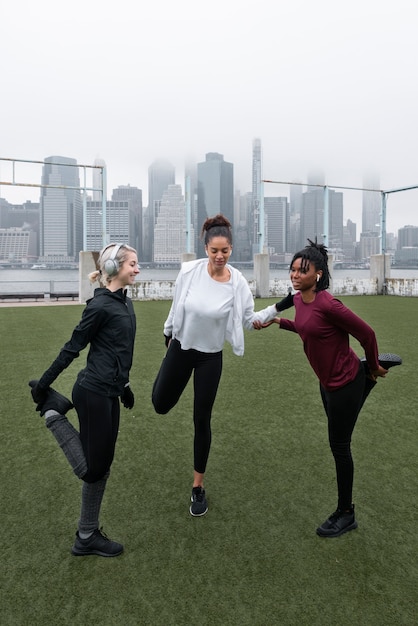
[200,214,233,246]
[290,238,331,291]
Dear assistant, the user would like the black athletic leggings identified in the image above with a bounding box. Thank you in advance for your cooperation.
[320,360,374,510]
[152,339,223,474]
[72,382,120,483]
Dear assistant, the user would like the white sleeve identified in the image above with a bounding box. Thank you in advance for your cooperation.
[163,270,183,336]
[238,275,277,330]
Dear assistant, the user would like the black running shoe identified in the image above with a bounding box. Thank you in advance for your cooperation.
[316,506,358,538]
[71,528,124,557]
[190,486,208,517]
[29,380,74,416]
[376,353,402,370]
[361,353,402,374]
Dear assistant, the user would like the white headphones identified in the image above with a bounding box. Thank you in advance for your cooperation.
[103,244,123,277]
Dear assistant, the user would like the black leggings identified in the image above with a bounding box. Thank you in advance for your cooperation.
[152,339,223,474]
[72,382,120,483]
[320,361,374,510]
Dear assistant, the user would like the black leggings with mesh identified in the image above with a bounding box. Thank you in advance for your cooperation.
[72,382,120,483]
[152,339,223,474]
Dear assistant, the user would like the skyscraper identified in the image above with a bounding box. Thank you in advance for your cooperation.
[362,172,381,235]
[184,158,198,253]
[92,157,106,201]
[40,156,82,261]
[153,184,194,262]
[112,185,143,258]
[300,187,343,252]
[197,152,233,256]
[264,196,288,255]
[144,159,175,261]
[251,138,262,254]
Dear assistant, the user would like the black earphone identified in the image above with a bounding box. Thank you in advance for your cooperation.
[103,244,122,277]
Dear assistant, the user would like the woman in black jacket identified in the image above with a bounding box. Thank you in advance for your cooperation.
[30,243,139,557]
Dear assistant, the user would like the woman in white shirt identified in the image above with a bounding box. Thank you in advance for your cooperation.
[152,214,293,516]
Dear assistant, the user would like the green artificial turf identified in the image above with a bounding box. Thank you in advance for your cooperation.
[1,296,417,625]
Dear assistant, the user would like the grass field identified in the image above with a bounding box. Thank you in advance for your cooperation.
[1,296,417,625]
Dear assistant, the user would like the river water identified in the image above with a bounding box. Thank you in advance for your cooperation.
[1,266,418,296]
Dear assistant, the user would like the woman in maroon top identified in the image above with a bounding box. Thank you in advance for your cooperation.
[255,239,400,538]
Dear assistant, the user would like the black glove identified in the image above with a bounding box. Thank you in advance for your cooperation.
[275,291,294,313]
[29,379,49,405]
[164,334,172,348]
[121,385,134,409]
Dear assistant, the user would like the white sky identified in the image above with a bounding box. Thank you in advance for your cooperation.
[1,0,418,234]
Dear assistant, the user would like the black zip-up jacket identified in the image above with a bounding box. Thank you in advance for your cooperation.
[38,288,136,397]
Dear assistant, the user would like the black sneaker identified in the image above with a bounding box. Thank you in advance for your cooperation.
[361,353,402,374]
[376,353,402,370]
[29,380,74,417]
[71,528,124,557]
[316,506,358,538]
[190,486,208,517]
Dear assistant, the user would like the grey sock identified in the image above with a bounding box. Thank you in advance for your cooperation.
[45,414,87,478]
[78,472,110,535]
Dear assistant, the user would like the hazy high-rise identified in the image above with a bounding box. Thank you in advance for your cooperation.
[197,152,233,256]
[300,187,343,252]
[154,184,194,262]
[92,157,106,201]
[264,196,287,255]
[40,156,82,261]
[144,159,175,261]
[112,185,143,259]
[251,138,262,253]
[362,172,381,235]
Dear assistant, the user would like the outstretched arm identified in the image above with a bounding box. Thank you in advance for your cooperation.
[253,317,281,330]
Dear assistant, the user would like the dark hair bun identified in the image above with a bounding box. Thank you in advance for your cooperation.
[203,214,231,232]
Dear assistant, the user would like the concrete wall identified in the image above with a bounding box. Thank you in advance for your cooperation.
[126,276,418,301]
[79,250,418,303]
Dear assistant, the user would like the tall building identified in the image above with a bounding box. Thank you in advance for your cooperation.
[40,156,83,261]
[251,138,262,254]
[86,195,139,252]
[264,196,287,255]
[289,182,303,217]
[153,184,193,263]
[328,192,344,255]
[92,157,106,201]
[197,152,233,257]
[300,187,343,252]
[233,191,252,261]
[342,219,357,262]
[112,185,143,259]
[184,158,198,253]
[362,172,381,235]
[144,159,175,261]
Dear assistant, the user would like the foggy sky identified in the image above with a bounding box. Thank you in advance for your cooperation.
[1,0,417,234]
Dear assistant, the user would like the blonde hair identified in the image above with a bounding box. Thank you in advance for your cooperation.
[88,243,137,286]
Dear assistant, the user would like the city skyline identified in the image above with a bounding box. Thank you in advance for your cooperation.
[1,1,417,236]
[0,151,415,240]
[2,157,417,267]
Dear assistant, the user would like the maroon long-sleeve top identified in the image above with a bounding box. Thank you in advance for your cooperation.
[279,290,380,391]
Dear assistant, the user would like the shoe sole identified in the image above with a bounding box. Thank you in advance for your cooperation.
[361,353,402,373]
[71,547,124,557]
[29,379,74,415]
[316,520,358,538]
[377,353,402,369]
[189,495,208,517]
[189,505,208,517]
